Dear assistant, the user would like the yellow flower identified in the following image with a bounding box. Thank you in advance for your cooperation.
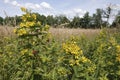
[69,59,75,66]
[75,60,80,65]
[32,41,35,45]
[21,7,27,12]
[37,21,41,26]
[80,50,83,55]
[44,24,50,31]
[62,41,82,55]
[9,52,13,55]
[75,55,79,59]
[109,37,117,46]
[20,23,25,27]
[57,67,67,75]
[87,65,96,73]
[22,16,27,22]
[17,29,27,36]
[13,28,17,33]
[21,49,28,55]
[107,61,113,65]
[81,56,90,63]
[32,14,36,20]
[116,45,120,52]
[26,22,35,27]
[20,22,35,28]
[116,54,120,62]
[29,52,34,56]
[69,59,80,66]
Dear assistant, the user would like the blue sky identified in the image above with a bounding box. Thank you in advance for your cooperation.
[0,0,120,18]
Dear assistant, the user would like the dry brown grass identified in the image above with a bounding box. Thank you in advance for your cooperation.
[0,26,100,41]
[49,28,100,41]
[0,26,15,37]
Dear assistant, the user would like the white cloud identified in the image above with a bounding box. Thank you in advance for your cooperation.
[73,8,86,14]
[112,4,120,10]
[3,0,86,18]
[3,0,53,10]
[4,0,21,6]
[61,8,86,18]
[11,1,20,6]
[24,3,39,9]
[11,1,17,5]
[35,4,41,8]
[40,2,53,9]
[4,0,9,3]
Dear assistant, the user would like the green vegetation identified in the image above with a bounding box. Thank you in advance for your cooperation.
[0,7,120,80]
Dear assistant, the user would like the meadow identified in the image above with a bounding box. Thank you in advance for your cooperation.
[0,26,100,41]
[0,7,120,80]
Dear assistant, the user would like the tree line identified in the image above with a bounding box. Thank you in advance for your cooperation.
[0,7,120,29]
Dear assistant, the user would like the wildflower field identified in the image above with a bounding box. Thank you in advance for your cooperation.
[0,8,120,80]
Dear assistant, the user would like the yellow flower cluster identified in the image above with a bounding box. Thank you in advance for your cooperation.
[69,59,80,66]
[13,7,38,36]
[21,49,28,55]
[32,14,36,20]
[22,13,36,22]
[87,64,96,73]
[20,21,35,28]
[21,7,36,21]
[57,67,69,75]
[17,29,27,36]
[63,41,92,66]
[14,28,27,36]
[62,41,82,55]
[116,45,120,52]
[22,16,27,22]
[44,25,50,31]
[116,45,120,62]
[21,7,27,12]
[81,56,91,63]
[14,7,50,38]
[109,37,117,46]
[20,10,36,27]
[63,41,86,66]
[13,28,17,33]
[20,49,34,56]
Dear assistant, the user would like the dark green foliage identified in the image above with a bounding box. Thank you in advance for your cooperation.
[0,16,3,25]
[93,9,103,28]
[112,12,120,29]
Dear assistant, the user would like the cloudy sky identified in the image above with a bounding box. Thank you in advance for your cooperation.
[0,0,120,18]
